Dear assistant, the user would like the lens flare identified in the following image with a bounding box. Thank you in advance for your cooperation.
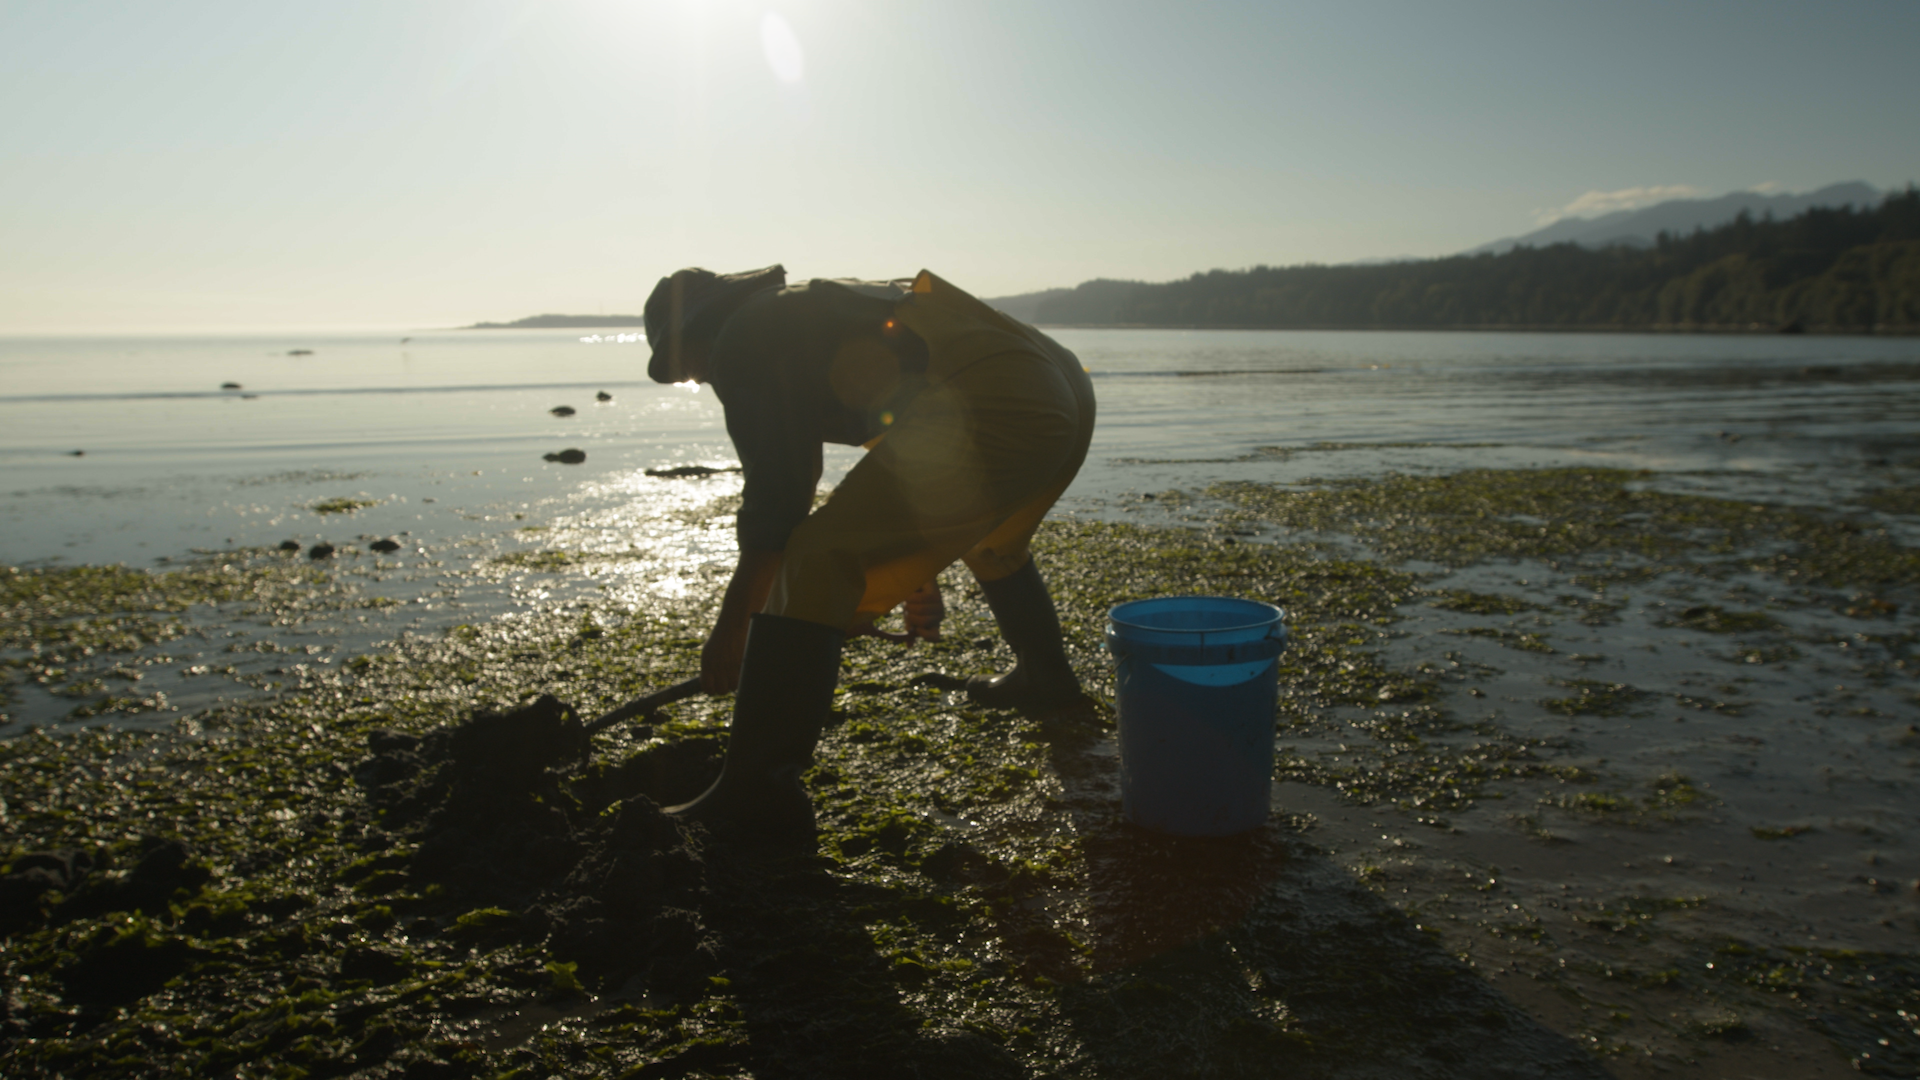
[760,11,804,84]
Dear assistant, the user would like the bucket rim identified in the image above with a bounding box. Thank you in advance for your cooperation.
[1108,595,1285,635]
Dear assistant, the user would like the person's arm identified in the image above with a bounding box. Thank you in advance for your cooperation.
[700,298,818,692]
[701,548,784,693]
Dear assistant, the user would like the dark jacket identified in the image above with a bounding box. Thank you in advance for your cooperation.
[707,279,931,552]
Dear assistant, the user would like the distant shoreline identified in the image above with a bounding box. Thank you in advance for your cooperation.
[465,314,645,330]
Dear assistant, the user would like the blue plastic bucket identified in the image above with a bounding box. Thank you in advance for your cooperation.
[1106,596,1288,836]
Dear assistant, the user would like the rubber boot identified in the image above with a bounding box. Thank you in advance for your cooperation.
[667,613,842,845]
[966,559,1082,711]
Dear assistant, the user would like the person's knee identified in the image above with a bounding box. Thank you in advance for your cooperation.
[964,545,1030,583]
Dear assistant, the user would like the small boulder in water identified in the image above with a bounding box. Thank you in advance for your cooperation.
[550,405,576,417]
[544,448,587,464]
[309,542,336,560]
[645,464,742,479]
[68,450,84,457]
[595,391,613,402]
[278,539,302,552]
[221,382,242,390]
[370,538,402,553]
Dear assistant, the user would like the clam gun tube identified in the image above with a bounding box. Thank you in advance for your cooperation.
[584,676,705,734]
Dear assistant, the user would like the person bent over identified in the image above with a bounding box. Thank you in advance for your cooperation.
[641,265,1096,844]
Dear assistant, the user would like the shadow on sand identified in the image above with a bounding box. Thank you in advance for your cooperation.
[698,718,1610,1078]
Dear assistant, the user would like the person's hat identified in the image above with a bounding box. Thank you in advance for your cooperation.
[644,264,787,383]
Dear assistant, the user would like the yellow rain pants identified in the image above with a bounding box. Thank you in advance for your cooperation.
[766,271,1097,631]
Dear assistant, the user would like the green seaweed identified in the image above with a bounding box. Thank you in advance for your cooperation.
[1444,626,1555,653]
[1664,604,1780,634]
[1541,679,1646,717]
[1210,467,1920,589]
[1865,484,1920,516]
[5,465,1915,1076]
[1430,590,1536,615]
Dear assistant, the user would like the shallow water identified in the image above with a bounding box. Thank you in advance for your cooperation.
[7,328,1918,566]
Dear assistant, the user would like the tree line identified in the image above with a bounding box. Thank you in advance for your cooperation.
[1033,188,1920,332]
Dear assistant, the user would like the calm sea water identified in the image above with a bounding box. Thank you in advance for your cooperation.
[5,327,1919,573]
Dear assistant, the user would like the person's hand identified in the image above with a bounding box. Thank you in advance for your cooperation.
[901,579,944,642]
[701,614,750,694]
[851,581,944,647]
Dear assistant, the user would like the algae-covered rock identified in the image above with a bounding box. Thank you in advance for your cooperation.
[57,920,202,1007]
[0,848,100,935]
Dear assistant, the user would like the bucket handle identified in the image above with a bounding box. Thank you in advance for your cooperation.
[1198,620,1287,649]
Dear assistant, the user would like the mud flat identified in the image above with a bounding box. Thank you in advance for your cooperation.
[2,464,1918,1077]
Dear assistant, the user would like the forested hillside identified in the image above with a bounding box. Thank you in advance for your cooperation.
[1031,188,1920,332]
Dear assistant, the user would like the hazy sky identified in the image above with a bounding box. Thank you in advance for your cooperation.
[4,0,1917,331]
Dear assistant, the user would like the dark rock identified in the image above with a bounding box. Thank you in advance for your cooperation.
[339,944,409,985]
[0,848,102,934]
[68,450,83,457]
[278,540,302,552]
[357,729,426,789]
[369,538,402,553]
[309,542,336,560]
[221,382,242,390]
[645,464,742,479]
[550,405,576,417]
[368,729,422,755]
[51,837,210,926]
[132,839,195,893]
[595,391,613,402]
[288,348,313,356]
[352,1024,402,1069]
[543,448,587,464]
[59,925,200,1006]
[357,750,423,789]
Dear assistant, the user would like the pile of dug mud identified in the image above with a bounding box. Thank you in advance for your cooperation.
[355,694,1028,1077]
[356,694,725,994]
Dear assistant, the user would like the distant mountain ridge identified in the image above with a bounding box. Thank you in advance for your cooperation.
[984,187,1920,333]
[1462,182,1881,256]
[987,280,1144,324]
[990,182,1904,326]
